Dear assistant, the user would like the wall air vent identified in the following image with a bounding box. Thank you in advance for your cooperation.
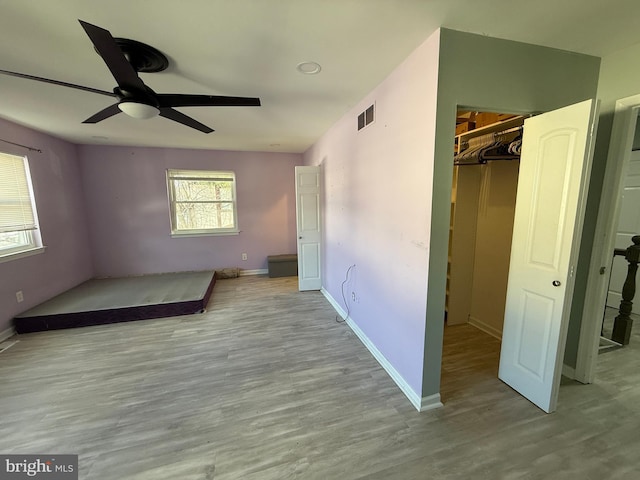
[357,104,375,131]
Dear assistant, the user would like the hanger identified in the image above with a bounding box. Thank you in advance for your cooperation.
[455,127,522,165]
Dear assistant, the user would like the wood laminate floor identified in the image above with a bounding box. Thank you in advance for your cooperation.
[1,275,639,479]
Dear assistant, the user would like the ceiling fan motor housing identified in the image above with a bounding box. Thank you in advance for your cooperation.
[98,38,169,73]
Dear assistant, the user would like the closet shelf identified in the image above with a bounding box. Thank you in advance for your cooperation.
[455,115,525,146]
[454,115,526,163]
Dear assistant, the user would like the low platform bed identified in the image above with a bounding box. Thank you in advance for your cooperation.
[13,270,217,334]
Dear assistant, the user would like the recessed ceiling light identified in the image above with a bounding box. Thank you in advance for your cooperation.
[269,143,281,147]
[296,61,322,75]
[91,135,109,141]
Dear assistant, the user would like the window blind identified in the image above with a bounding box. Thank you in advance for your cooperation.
[0,152,37,233]
[167,169,234,182]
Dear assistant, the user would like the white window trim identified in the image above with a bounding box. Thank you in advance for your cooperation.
[166,169,239,237]
[0,245,45,264]
[170,231,240,238]
[0,230,36,256]
[0,152,44,261]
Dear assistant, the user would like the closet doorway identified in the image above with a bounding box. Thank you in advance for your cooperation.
[443,110,522,405]
[443,100,599,413]
[446,111,523,335]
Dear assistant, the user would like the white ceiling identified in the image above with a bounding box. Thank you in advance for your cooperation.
[1,0,639,153]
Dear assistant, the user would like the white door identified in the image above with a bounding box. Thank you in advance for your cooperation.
[295,166,322,291]
[606,149,640,311]
[499,99,598,413]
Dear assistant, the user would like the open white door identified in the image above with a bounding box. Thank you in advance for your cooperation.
[295,166,322,291]
[499,99,598,413]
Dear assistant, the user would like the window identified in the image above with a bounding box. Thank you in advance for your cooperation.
[167,169,238,236]
[0,152,42,260]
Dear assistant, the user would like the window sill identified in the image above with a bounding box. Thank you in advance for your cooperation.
[170,231,240,238]
[0,246,46,264]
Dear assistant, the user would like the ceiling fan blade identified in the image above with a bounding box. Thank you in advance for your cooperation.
[157,94,261,108]
[79,20,146,92]
[0,69,116,98]
[159,108,214,133]
[82,103,122,124]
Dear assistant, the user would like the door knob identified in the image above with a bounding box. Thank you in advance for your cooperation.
[299,236,302,239]
[552,280,561,287]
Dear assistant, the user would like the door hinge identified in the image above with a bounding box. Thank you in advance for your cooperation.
[569,265,575,278]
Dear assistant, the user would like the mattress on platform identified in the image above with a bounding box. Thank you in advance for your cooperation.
[14,271,217,334]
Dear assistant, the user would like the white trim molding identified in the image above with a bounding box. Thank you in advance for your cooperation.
[321,287,442,412]
[240,269,268,276]
[0,246,45,264]
[562,364,576,380]
[577,93,640,384]
[420,393,444,412]
[0,326,16,343]
[468,316,503,340]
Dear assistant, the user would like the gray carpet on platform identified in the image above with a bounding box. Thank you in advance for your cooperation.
[15,271,215,318]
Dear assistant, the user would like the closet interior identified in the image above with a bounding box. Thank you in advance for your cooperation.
[446,110,525,339]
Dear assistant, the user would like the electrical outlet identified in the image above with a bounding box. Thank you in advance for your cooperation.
[16,291,24,303]
[351,292,356,302]
[241,253,248,261]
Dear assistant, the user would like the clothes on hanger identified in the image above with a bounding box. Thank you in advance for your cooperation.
[507,135,522,155]
[455,127,522,165]
[456,132,495,164]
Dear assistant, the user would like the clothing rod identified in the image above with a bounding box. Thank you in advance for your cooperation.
[481,155,520,161]
[454,154,520,166]
[454,161,485,166]
[0,138,42,153]
[497,126,522,136]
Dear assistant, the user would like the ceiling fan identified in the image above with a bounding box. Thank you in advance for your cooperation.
[0,20,261,133]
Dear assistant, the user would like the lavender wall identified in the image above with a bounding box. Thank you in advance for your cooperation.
[78,145,300,277]
[303,32,441,397]
[303,28,602,407]
[0,118,94,334]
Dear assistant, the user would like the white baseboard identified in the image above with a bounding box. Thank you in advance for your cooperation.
[468,316,503,340]
[321,288,440,413]
[0,326,16,342]
[239,269,268,276]
[321,287,348,319]
[420,393,444,412]
[562,364,576,380]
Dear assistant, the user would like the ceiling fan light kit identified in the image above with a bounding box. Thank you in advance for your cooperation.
[118,101,160,119]
[0,19,261,133]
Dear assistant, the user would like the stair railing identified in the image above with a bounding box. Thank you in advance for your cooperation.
[611,235,640,345]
